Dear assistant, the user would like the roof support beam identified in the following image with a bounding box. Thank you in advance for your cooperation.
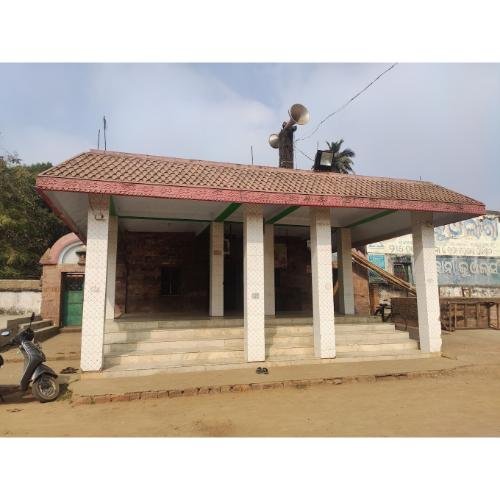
[215,202,241,222]
[118,215,212,223]
[109,196,117,216]
[266,206,300,225]
[347,209,396,229]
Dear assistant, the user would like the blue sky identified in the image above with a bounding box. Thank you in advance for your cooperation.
[1,63,499,209]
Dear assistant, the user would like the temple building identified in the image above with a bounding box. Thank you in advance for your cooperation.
[35,149,485,376]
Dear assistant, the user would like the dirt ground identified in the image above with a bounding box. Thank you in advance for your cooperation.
[2,329,500,437]
[1,363,500,437]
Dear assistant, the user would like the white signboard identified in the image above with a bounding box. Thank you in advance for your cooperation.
[367,216,500,258]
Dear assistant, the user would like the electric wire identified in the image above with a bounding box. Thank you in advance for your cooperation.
[295,63,398,144]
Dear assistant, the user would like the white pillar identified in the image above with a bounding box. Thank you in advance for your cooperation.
[105,215,118,320]
[243,204,265,362]
[264,224,275,316]
[338,227,355,315]
[412,212,442,353]
[81,195,110,371]
[209,222,224,317]
[310,207,336,358]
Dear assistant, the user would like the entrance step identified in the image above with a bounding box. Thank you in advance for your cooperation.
[104,327,245,344]
[104,315,382,332]
[101,316,421,377]
[97,350,436,378]
[104,349,245,369]
[103,331,414,356]
[335,332,413,344]
[104,337,245,355]
[266,323,396,336]
[15,319,59,342]
[19,319,52,330]
[336,339,418,353]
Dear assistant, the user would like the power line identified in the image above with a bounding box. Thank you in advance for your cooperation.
[295,63,398,144]
[294,144,314,162]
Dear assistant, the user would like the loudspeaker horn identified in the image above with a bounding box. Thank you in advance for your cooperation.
[285,103,310,128]
[268,133,280,149]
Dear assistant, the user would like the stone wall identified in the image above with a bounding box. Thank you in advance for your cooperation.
[117,230,210,314]
[390,297,418,326]
[0,279,41,314]
[114,230,371,317]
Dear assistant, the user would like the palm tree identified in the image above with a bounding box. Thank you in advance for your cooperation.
[312,139,355,174]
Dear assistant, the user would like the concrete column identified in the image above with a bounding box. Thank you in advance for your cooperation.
[310,207,336,358]
[81,195,110,371]
[243,204,265,362]
[105,215,118,320]
[264,224,275,316]
[337,227,355,315]
[412,212,441,353]
[209,222,224,317]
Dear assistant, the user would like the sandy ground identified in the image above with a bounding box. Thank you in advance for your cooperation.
[0,330,500,436]
[2,331,80,363]
[1,363,500,436]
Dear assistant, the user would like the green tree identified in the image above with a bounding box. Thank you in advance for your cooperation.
[0,157,67,278]
[313,139,355,174]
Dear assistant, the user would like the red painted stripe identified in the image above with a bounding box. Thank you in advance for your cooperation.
[36,176,485,216]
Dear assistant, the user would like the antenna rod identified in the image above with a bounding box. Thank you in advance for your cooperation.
[103,115,107,151]
[97,128,101,149]
[250,145,254,165]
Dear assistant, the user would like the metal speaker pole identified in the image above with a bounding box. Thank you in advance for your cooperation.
[268,103,309,169]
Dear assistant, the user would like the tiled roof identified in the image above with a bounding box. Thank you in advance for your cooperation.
[38,150,484,212]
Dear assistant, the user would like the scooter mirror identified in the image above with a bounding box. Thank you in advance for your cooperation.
[1,330,10,337]
[30,312,35,322]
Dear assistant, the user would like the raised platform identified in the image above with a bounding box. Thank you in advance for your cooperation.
[89,315,430,379]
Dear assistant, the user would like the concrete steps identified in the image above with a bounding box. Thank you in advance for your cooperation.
[104,314,382,332]
[19,319,52,330]
[104,327,244,344]
[104,349,246,369]
[98,350,435,379]
[16,319,59,342]
[101,316,423,376]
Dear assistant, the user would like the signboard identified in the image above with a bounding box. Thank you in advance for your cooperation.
[436,256,500,286]
[368,254,386,283]
[367,216,500,258]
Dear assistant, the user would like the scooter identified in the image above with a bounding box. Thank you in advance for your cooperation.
[0,312,60,403]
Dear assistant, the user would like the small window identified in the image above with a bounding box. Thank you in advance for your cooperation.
[161,267,181,296]
[393,263,413,284]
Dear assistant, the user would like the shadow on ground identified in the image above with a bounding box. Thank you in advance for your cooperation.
[0,383,71,406]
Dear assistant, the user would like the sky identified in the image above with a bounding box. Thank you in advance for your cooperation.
[0,63,499,209]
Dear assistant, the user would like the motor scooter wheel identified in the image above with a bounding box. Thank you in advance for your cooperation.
[32,374,60,403]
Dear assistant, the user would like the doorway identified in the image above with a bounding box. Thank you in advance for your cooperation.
[61,273,84,327]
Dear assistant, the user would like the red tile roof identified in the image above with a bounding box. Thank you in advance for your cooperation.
[37,150,485,214]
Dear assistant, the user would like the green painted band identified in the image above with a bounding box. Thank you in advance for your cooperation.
[347,209,396,228]
[266,206,300,225]
[215,202,242,222]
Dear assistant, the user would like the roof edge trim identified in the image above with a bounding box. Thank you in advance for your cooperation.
[36,176,486,216]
